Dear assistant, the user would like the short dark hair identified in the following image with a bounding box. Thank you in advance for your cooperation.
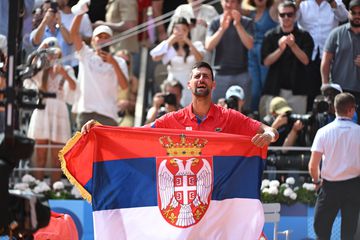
[248,0,273,9]
[191,61,214,81]
[161,79,184,93]
[278,1,297,12]
[334,93,356,115]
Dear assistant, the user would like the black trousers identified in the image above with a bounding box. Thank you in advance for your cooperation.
[314,177,360,240]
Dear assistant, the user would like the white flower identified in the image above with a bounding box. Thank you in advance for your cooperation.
[269,180,280,188]
[55,192,61,197]
[14,183,29,191]
[280,183,289,188]
[294,186,299,191]
[283,188,293,197]
[290,192,297,200]
[261,179,270,189]
[269,186,279,195]
[33,182,51,193]
[53,181,65,191]
[285,177,295,185]
[71,186,82,199]
[262,188,271,193]
[302,183,316,191]
[21,174,36,184]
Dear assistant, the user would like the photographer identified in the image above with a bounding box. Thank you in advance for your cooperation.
[146,79,183,124]
[24,37,76,183]
[263,97,305,148]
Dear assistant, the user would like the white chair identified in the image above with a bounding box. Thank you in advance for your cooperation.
[263,203,291,240]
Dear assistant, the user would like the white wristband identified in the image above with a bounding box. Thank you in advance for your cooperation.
[264,131,275,140]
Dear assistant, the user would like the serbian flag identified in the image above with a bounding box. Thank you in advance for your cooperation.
[59,126,267,240]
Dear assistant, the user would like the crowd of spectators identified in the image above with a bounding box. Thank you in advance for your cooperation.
[0,0,359,180]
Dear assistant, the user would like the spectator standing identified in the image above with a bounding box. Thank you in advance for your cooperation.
[30,4,73,57]
[152,0,187,41]
[167,0,219,62]
[150,17,205,106]
[167,0,219,44]
[25,38,77,182]
[70,2,128,128]
[260,1,314,116]
[309,92,360,240]
[57,0,93,73]
[244,0,279,112]
[321,0,360,123]
[206,0,254,111]
[297,0,348,111]
[93,0,139,54]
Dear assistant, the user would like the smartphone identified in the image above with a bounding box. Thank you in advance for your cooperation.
[50,2,58,13]
[101,46,110,53]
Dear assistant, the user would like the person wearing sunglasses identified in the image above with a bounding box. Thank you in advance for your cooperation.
[321,0,360,124]
[260,1,314,116]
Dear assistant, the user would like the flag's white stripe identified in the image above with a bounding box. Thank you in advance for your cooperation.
[93,198,264,240]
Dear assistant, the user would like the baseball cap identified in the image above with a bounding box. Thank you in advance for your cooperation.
[40,37,59,48]
[269,97,293,114]
[349,0,360,10]
[320,83,343,93]
[92,25,113,38]
[225,85,245,100]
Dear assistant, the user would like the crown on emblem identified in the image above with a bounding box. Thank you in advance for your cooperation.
[159,134,208,156]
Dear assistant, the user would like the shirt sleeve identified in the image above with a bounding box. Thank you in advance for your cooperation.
[333,0,349,22]
[311,129,324,153]
[79,13,93,38]
[207,18,219,37]
[323,28,337,53]
[115,56,129,80]
[149,40,177,64]
[193,41,205,55]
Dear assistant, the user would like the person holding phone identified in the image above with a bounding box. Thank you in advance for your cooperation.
[70,1,129,128]
[30,1,72,55]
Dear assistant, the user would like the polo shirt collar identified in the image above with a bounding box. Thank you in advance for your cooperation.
[186,103,216,121]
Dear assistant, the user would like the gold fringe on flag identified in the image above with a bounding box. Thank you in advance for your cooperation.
[58,131,92,203]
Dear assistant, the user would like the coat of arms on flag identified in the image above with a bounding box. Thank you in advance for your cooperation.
[157,135,212,227]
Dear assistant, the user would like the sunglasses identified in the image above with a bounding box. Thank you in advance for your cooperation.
[279,12,295,18]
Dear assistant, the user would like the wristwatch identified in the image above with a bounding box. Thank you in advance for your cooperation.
[312,179,321,185]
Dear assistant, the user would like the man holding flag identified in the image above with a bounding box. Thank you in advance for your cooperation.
[82,62,278,146]
[72,62,278,239]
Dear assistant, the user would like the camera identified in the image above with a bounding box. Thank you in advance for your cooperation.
[225,96,239,110]
[286,112,312,125]
[101,46,110,53]
[163,93,177,106]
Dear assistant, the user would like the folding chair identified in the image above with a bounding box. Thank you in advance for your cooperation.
[263,203,291,240]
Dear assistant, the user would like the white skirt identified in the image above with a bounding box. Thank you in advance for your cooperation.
[27,98,71,144]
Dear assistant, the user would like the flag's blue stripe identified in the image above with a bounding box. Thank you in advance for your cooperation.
[92,156,264,211]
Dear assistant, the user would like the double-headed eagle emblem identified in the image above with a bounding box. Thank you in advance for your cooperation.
[157,135,213,227]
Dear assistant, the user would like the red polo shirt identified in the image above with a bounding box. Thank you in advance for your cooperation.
[152,103,261,137]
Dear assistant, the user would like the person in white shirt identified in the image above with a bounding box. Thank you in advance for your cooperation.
[57,0,93,72]
[70,2,128,128]
[308,92,360,240]
[296,0,348,111]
